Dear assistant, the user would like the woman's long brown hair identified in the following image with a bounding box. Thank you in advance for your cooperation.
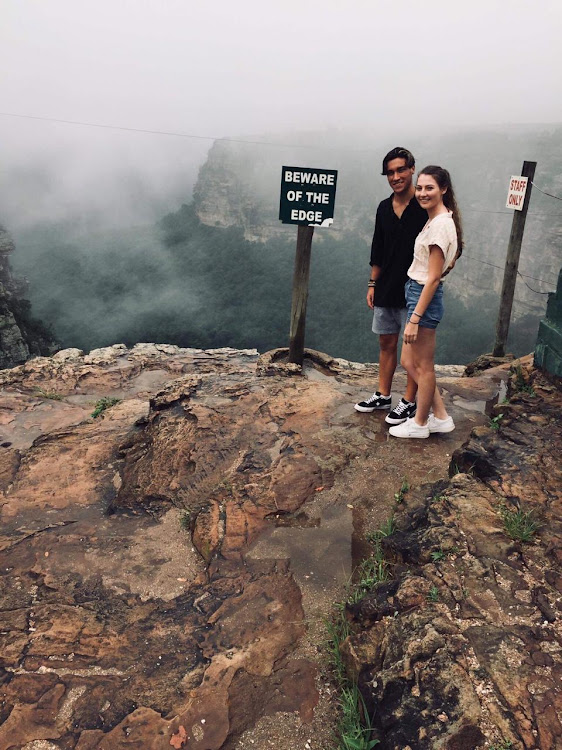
[419,165,463,255]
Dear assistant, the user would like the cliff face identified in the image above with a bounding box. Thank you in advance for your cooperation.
[192,127,562,317]
[0,224,57,368]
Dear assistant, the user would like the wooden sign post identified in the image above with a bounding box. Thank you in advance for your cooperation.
[279,166,338,365]
[288,225,315,364]
[493,160,536,357]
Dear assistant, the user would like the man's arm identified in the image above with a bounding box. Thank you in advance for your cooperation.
[367,204,384,308]
[367,265,381,309]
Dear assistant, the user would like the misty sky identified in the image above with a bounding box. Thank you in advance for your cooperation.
[1,0,561,228]
[2,0,561,135]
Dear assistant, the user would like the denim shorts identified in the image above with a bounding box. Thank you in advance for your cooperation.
[405,279,444,329]
[372,306,408,335]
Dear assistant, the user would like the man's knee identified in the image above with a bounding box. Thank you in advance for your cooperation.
[379,334,399,353]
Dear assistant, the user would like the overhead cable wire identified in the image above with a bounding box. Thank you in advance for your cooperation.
[517,276,552,295]
[531,181,562,201]
[463,207,562,218]
[0,111,377,152]
[460,253,555,288]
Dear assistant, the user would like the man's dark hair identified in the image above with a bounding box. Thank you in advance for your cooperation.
[381,147,415,175]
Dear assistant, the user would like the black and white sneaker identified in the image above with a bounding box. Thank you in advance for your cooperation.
[354,392,392,413]
[385,398,417,425]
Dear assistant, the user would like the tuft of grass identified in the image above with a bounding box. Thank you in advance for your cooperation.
[325,604,350,684]
[393,477,409,504]
[358,518,395,602]
[91,397,121,419]
[451,461,475,477]
[323,517,395,748]
[377,516,396,539]
[348,555,389,605]
[431,549,445,562]
[427,585,440,602]
[338,683,380,749]
[490,740,513,750]
[490,413,504,431]
[325,605,379,749]
[179,510,192,531]
[512,365,536,397]
[366,516,396,545]
[500,505,540,543]
[35,389,63,401]
[430,494,445,504]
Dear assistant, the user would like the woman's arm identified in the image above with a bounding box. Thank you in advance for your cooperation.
[403,246,444,345]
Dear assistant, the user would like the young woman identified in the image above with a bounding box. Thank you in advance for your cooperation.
[389,165,462,439]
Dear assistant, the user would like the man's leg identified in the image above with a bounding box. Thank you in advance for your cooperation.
[404,373,417,403]
[355,309,404,412]
[378,333,399,396]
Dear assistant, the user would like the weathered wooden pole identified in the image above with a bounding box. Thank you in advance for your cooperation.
[288,225,315,365]
[493,160,537,357]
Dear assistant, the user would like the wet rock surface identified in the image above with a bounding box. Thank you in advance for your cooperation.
[344,364,562,749]
[0,343,521,748]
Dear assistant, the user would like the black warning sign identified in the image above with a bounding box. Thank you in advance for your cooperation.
[279,166,338,226]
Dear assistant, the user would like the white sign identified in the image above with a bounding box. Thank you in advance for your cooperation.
[506,176,528,211]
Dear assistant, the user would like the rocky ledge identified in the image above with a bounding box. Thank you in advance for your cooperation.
[0,344,557,749]
[344,363,561,749]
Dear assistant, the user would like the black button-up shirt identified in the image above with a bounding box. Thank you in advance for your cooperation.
[370,194,427,308]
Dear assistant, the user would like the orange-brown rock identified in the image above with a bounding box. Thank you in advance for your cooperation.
[345,366,562,749]
[0,343,535,748]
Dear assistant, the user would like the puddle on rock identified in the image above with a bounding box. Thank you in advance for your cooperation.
[303,364,335,382]
[452,396,487,413]
[452,378,508,417]
[246,503,352,590]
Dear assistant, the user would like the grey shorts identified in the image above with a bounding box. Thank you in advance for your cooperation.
[371,306,408,335]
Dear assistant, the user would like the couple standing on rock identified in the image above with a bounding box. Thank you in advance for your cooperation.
[355,147,463,438]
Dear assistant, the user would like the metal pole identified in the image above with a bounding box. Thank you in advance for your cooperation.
[493,160,537,357]
[288,225,314,365]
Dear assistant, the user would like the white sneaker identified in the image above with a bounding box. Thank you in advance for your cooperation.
[388,417,430,439]
[428,414,455,434]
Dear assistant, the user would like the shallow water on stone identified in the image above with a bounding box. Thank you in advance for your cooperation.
[450,377,508,417]
[452,395,488,413]
[246,502,353,591]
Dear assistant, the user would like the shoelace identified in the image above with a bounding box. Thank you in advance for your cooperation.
[366,392,385,404]
[393,400,409,415]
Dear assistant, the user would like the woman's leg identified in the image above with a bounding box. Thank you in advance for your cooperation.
[430,386,449,420]
[410,327,437,426]
[400,340,418,384]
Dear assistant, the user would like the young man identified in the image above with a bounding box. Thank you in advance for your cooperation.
[355,147,427,424]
